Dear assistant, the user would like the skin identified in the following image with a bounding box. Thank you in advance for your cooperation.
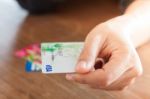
[66,0,150,90]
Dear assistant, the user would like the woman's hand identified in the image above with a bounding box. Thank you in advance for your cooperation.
[66,15,143,90]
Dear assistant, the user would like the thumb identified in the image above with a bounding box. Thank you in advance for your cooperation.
[76,32,105,73]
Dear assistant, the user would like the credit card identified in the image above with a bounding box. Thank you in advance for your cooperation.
[41,42,84,73]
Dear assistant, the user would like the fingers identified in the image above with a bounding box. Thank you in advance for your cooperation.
[94,58,105,70]
[100,67,138,90]
[100,78,135,91]
[76,32,106,73]
[66,66,138,90]
[66,48,134,88]
[101,47,132,85]
[66,69,112,87]
[101,46,143,85]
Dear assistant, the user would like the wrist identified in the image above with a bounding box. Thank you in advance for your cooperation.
[102,15,139,47]
[105,15,137,38]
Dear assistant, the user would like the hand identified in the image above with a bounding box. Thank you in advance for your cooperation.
[66,15,143,90]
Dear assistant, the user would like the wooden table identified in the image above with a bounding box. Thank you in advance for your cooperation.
[0,0,149,99]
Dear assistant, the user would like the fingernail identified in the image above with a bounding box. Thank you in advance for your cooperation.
[76,61,87,71]
[94,58,105,70]
[66,74,74,81]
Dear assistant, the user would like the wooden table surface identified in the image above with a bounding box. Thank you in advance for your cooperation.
[0,0,150,99]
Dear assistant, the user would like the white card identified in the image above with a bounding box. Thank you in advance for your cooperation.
[41,42,84,73]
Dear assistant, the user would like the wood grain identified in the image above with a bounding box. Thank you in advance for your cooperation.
[0,0,149,99]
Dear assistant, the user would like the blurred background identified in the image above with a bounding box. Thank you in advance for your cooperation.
[0,0,150,99]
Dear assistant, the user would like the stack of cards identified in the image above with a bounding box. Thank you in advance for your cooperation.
[15,44,42,72]
[15,42,84,73]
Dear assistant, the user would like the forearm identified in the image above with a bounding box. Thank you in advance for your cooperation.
[124,0,150,47]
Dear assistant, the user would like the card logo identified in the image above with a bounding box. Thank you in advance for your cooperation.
[46,65,52,72]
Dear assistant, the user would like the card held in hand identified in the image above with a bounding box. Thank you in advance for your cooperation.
[41,42,84,73]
